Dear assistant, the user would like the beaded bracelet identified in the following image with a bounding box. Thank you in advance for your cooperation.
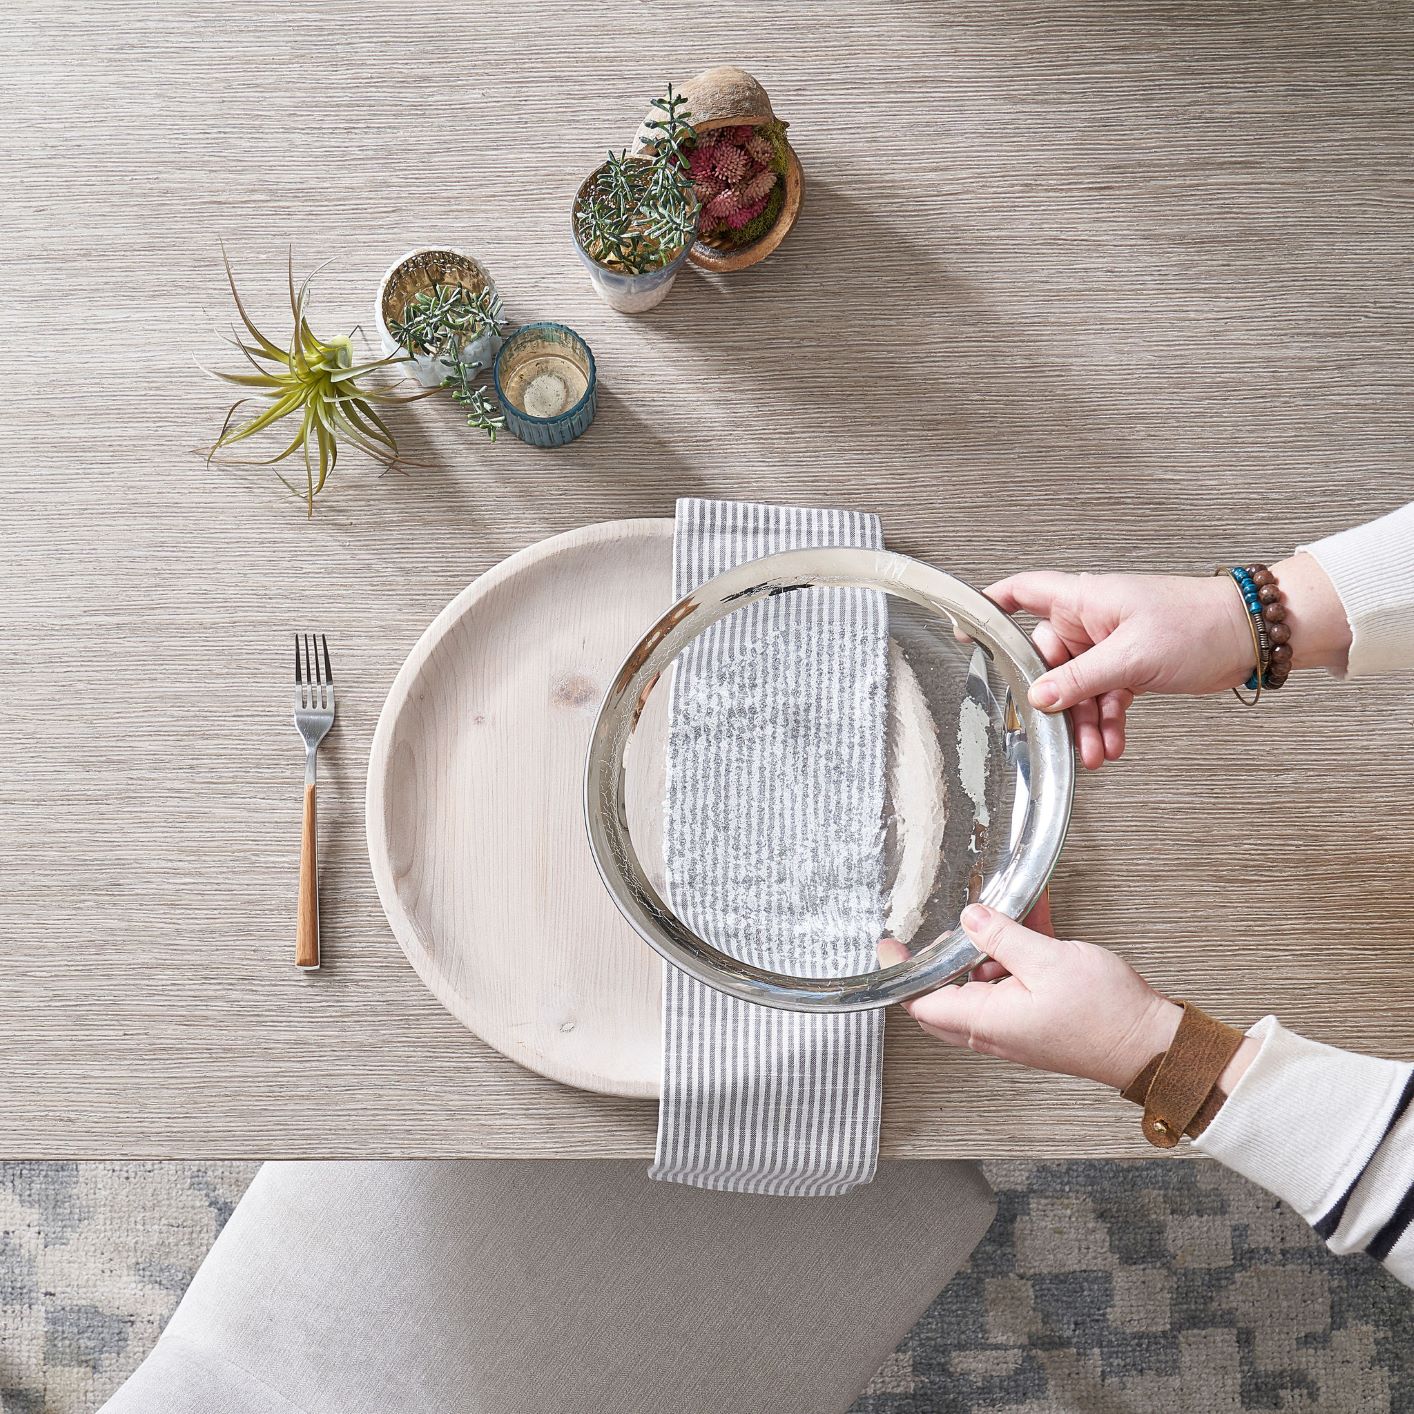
[1217,564,1292,704]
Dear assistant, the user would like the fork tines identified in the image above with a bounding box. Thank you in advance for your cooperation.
[294,633,335,712]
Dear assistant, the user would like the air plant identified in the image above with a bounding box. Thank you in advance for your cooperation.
[574,84,698,274]
[387,283,508,441]
[204,250,422,515]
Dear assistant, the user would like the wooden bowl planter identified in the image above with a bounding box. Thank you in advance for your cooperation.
[571,160,699,314]
[375,247,503,387]
[637,66,803,274]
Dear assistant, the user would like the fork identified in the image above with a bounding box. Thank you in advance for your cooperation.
[293,634,336,971]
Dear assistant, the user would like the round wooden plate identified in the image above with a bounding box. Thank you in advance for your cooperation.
[366,519,674,1099]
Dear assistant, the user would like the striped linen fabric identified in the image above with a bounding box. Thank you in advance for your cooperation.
[650,498,889,1196]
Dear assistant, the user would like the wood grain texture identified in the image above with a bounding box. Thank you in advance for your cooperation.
[296,784,319,971]
[1,1,1411,1158]
[366,520,670,1099]
[370,517,980,1100]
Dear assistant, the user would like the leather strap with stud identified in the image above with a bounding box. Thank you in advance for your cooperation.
[1120,1002,1246,1148]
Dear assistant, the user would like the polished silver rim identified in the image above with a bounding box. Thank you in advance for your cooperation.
[584,547,1074,1012]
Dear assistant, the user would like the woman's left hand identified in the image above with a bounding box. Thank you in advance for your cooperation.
[882,901,1181,1090]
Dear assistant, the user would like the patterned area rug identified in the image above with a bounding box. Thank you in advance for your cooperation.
[856,1162,1414,1413]
[0,1163,256,1414]
[2,1161,1410,1413]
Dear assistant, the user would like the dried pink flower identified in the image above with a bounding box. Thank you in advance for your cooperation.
[738,169,777,205]
[731,125,754,144]
[688,145,716,179]
[706,189,739,219]
[712,146,749,183]
[746,133,774,167]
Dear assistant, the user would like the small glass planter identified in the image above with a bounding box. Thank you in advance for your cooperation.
[492,323,597,447]
[375,247,503,387]
[571,167,698,313]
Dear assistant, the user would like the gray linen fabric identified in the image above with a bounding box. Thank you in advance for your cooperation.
[653,498,890,1195]
[98,1160,996,1414]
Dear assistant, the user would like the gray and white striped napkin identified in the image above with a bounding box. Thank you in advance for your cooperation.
[651,498,888,1196]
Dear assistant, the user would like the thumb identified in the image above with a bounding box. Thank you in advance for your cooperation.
[1029,634,1133,711]
[961,904,1058,978]
[877,936,910,968]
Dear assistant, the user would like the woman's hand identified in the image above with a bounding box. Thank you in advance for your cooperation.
[986,552,1351,769]
[984,571,1252,769]
[883,902,1182,1089]
[887,902,1261,1097]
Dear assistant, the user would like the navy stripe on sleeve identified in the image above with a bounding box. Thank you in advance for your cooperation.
[1369,1181,1414,1264]
[1314,1070,1414,1242]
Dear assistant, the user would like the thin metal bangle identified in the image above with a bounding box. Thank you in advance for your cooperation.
[1214,567,1262,706]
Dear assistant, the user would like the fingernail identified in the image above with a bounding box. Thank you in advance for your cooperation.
[961,904,990,932]
[1030,680,1060,709]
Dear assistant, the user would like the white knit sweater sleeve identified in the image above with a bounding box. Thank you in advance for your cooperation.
[1192,505,1414,1284]
[1194,1018,1414,1284]
[1300,501,1414,675]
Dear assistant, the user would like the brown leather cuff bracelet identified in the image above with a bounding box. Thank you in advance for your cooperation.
[1120,1002,1245,1148]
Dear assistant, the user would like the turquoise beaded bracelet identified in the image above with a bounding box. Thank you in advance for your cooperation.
[1218,564,1292,703]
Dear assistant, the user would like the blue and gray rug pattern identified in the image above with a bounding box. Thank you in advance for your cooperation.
[857,1161,1414,1413]
[1,1160,1410,1413]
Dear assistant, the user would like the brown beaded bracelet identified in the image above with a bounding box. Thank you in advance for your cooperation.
[1247,564,1293,689]
[1218,563,1293,704]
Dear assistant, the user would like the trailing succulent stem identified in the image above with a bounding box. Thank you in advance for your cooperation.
[390,282,508,442]
[575,84,698,274]
[443,362,506,440]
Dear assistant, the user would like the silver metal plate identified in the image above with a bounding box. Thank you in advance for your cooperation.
[584,547,1075,1013]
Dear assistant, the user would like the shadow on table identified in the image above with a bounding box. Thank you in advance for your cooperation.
[653,178,1158,541]
[562,384,708,518]
[370,379,706,532]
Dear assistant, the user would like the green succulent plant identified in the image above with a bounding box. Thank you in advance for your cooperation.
[574,84,698,274]
[442,364,506,440]
[388,282,508,441]
[204,250,422,515]
[388,282,506,358]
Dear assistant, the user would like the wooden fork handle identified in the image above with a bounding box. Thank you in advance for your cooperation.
[296,783,320,970]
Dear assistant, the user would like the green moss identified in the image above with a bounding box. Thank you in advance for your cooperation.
[738,183,785,245]
[761,119,790,176]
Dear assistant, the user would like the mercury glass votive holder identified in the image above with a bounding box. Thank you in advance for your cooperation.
[492,323,598,447]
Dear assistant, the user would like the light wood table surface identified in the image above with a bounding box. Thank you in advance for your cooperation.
[4,2,1412,1158]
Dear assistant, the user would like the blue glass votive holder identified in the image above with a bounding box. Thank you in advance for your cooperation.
[492,323,597,447]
